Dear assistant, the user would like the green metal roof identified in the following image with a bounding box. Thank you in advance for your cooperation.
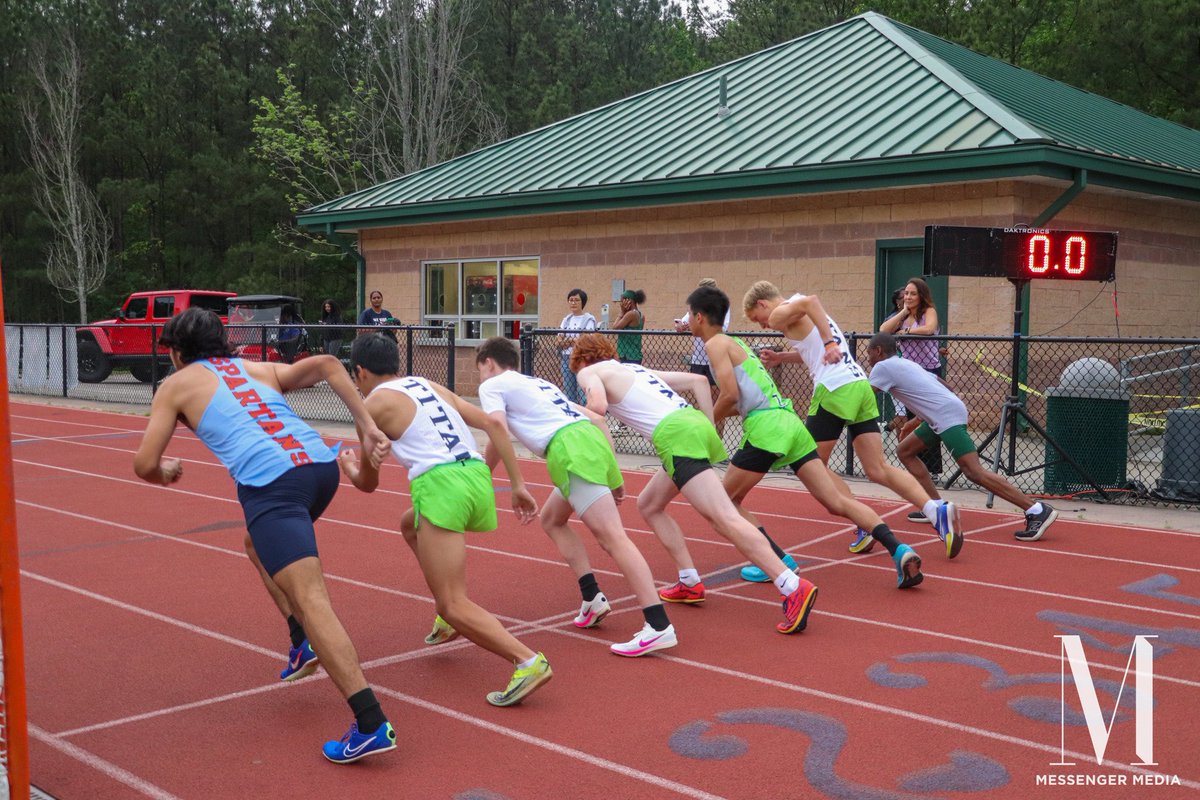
[299,12,1200,231]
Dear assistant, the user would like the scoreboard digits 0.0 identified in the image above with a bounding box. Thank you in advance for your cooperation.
[924,225,1118,282]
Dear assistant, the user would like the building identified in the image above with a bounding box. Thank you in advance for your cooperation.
[298,12,1200,395]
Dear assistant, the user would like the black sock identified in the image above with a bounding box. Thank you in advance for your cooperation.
[758,527,787,560]
[870,524,901,557]
[348,687,387,734]
[642,603,671,631]
[578,572,601,602]
[287,614,305,648]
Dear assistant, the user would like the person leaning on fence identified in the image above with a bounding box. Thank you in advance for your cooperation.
[611,289,646,364]
[880,278,944,482]
[358,290,398,339]
[865,332,1058,542]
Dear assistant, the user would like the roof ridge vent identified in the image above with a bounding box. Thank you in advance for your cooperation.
[717,75,731,118]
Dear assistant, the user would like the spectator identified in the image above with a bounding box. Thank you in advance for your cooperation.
[611,289,646,364]
[319,299,345,358]
[278,305,303,364]
[556,288,597,403]
[358,291,397,328]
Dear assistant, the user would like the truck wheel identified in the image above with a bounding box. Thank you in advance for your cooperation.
[77,340,112,383]
[130,363,155,383]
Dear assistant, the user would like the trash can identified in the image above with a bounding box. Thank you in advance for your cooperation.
[1157,409,1200,502]
[1044,358,1130,494]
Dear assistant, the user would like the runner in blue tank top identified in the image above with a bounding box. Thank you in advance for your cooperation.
[133,307,398,764]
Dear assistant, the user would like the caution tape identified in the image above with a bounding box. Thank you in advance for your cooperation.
[972,347,1044,397]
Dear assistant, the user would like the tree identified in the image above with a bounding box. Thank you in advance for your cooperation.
[20,30,110,323]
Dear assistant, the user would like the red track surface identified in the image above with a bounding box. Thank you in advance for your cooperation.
[10,401,1200,799]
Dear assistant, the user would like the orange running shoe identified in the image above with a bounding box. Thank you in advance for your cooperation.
[658,580,706,604]
[776,579,818,634]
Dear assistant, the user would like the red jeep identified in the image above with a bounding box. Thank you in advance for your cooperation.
[76,290,236,383]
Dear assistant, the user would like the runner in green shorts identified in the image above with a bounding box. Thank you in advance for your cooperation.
[340,333,553,708]
[867,333,1058,543]
[475,337,678,657]
[569,332,819,635]
[692,286,925,591]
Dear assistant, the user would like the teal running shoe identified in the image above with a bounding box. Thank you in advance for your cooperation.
[740,553,799,583]
[894,544,924,589]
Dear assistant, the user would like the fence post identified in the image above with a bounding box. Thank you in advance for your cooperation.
[844,332,858,476]
[520,325,534,376]
[61,325,68,397]
[405,327,414,377]
[260,324,268,364]
[150,324,159,393]
[446,322,456,391]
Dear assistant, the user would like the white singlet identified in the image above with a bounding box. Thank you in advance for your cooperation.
[784,293,866,392]
[371,376,482,479]
[604,361,690,439]
[477,369,584,457]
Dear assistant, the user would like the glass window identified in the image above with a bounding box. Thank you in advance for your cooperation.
[422,258,539,341]
[463,262,498,315]
[192,294,230,314]
[426,262,458,315]
[124,297,148,320]
[502,259,538,315]
[152,296,175,319]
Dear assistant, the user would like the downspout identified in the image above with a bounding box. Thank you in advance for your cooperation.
[325,223,366,313]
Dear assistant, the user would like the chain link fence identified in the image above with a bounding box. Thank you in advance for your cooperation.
[519,327,1200,507]
[5,322,456,424]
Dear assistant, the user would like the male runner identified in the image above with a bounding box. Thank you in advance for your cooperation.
[338,333,554,707]
[475,336,676,656]
[691,286,924,588]
[569,333,818,634]
[133,307,396,764]
[866,333,1058,541]
[743,281,963,560]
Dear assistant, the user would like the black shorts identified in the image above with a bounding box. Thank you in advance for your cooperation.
[669,456,713,491]
[689,363,716,386]
[731,442,820,475]
[805,405,880,444]
[237,460,340,577]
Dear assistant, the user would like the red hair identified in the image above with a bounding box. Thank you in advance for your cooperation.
[569,333,616,373]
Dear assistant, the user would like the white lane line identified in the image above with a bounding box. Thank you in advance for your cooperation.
[29,724,183,800]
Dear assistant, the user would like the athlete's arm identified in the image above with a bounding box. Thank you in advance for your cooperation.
[576,366,608,416]
[572,402,617,448]
[273,355,389,468]
[759,348,804,368]
[652,369,715,422]
[134,381,184,486]
[798,295,842,365]
[704,337,739,422]
[482,410,510,471]
[434,383,538,524]
[339,393,390,492]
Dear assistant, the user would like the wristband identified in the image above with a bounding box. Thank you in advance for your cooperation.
[823,339,838,348]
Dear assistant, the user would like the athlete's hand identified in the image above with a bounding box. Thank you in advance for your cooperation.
[821,344,841,365]
[159,458,183,485]
[337,448,361,480]
[612,485,625,505]
[512,486,538,524]
[361,424,391,469]
[759,348,782,368]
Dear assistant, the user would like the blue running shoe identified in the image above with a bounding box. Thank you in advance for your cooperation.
[323,722,397,764]
[280,639,319,682]
[848,528,875,554]
[741,554,798,583]
[933,501,963,559]
[893,544,924,589]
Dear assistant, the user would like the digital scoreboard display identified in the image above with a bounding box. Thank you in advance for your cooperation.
[924,225,1118,282]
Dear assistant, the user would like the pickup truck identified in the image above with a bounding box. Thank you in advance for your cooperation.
[76,290,236,383]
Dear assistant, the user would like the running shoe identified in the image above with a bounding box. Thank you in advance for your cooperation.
[893,544,924,589]
[486,653,553,707]
[424,614,459,646]
[573,593,611,628]
[610,623,678,657]
[280,639,319,682]
[1015,503,1058,542]
[907,510,929,523]
[322,721,397,764]
[659,581,706,604]
[933,501,962,559]
[848,528,875,554]
[776,579,818,634]
[740,554,798,583]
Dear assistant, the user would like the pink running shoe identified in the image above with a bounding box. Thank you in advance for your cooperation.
[610,623,678,657]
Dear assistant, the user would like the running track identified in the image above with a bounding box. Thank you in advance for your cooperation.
[10,401,1200,799]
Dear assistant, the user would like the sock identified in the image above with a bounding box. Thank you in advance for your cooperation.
[287,615,305,648]
[642,603,671,631]
[758,526,787,559]
[774,570,801,596]
[1027,502,1043,516]
[922,500,940,520]
[870,524,901,557]
[347,687,387,735]
[678,569,701,587]
[516,652,540,669]
[578,572,601,602]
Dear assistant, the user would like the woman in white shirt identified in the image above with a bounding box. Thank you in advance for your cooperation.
[557,288,597,404]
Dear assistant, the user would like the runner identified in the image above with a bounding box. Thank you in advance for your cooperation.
[866,332,1058,541]
[475,336,676,656]
[338,332,554,707]
[742,281,963,560]
[569,333,818,634]
[691,286,924,589]
[132,307,397,764]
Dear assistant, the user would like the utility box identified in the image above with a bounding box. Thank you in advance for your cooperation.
[1044,358,1130,494]
[1157,409,1200,502]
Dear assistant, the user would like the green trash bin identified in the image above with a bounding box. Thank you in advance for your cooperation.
[1044,358,1130,494]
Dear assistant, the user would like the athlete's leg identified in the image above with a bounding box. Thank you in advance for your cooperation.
[812,438,859,498]
[955,451,1034,511]
[246,533,295,620]
[417,520,535,664]
[854,430,933,509]
[580,491,660,609]
[723,465,767,528]
[681,469,790,577]
[636,468,697,572]
[897,432,942,500]
[794,460,885,532]
[540,490,595,578]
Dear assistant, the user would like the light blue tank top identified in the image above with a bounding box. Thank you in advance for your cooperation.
[195,358,335,486]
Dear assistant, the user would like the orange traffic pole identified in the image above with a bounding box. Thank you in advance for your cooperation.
[0,258,30,800]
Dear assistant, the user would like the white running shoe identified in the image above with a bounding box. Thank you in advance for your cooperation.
[573,593,611,628]
[610,623,678,657]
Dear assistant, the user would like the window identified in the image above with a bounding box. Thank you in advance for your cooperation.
[124,297,149,321]
[422,257,539,341]
[152,296,175,319]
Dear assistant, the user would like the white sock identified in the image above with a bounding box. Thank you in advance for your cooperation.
[922,500,940,520]
[679,569,701,587]
[516,653,540,669]
[775,571,800,596]
[1027,502,1043,516]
